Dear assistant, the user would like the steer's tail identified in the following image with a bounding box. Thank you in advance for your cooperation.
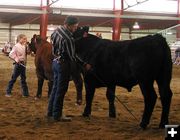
[155,34,173,128]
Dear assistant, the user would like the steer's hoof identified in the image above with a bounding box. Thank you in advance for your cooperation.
[109,113,116,118]
[82,112,90,118]
[159,124,165,129]
[76,100,82,106]
[140,122,147,130]
[35,94,41,100]
[34,96,41,100]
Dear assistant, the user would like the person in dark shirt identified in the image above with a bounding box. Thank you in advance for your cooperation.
[47,16,91,121]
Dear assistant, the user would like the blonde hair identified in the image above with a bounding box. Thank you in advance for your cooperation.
[16,34,26,43]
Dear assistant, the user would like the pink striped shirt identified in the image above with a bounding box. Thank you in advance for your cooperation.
[9,43,26,63]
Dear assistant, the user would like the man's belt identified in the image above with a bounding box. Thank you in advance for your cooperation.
[19,61,25,65]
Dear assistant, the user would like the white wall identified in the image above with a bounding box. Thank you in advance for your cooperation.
[0,23,10,47]
[0,23,40,48]
[0,23,176,49]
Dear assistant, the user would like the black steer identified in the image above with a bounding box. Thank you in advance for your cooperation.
[74,28,173,129]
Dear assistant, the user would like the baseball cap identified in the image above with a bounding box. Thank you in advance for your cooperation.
[64,16,79,26]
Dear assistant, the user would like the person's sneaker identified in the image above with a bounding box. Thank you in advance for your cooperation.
[5,94,12,97]
[45,115,53,122]
[53,115,72,122]
[59,115,72,122]
[22,95,29,98]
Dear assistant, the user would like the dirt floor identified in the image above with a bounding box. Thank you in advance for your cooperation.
[0,54,179,140]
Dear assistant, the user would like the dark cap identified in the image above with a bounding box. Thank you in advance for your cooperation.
[64,16,79,26]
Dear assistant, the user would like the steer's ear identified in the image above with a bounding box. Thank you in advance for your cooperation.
[84,26,89,32]
[36,35,42,44]
[82,26,89,37]
[83,32,88,37]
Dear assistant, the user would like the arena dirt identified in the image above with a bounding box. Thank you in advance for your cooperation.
[0,55,179,140]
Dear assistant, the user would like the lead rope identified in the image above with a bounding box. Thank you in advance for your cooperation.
[84,68,139,122]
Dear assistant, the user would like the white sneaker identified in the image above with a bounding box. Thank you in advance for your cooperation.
[5,94,12,97]
[60,115,72,122]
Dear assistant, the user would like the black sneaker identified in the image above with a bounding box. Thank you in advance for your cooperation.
[45,115,53,122]
[22,95,29,98]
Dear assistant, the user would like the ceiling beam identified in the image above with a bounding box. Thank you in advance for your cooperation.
[124,0,149,10]
[0,7,46,14]
[59,11,180,21]
[0,5,178,21]
[10,16,40,26]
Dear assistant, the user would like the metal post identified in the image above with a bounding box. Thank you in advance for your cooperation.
[40,0,49,40]
[112,0,123,41]
[177,0,180,40]
[9,24,12,43]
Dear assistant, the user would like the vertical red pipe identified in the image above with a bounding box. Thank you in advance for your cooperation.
[112,0,123,41]
[177,0,180,40]
[9,24,12,43]
[129,27,132,39]
[40,0,49,40]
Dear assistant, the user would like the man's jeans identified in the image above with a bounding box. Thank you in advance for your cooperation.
[48,59,83,119]
[6,63,29,96]
[47,60,62,119]
[48,59,73,119]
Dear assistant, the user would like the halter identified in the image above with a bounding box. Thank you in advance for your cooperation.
[74,32,88,41]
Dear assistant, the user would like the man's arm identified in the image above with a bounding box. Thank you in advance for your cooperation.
[75,54,91,71]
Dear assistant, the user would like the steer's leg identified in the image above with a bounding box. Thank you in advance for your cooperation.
[156,80,172,129]
[106,86,116,118]
[36,78,44,98]
[83,82,95,117]
[48,80,53,98]
[72,74,83,105]
[139,82,157,129]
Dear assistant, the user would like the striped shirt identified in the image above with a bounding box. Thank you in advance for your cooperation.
[51,26,76,61]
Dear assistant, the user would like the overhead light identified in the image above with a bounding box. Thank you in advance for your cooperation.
[166,32,173,35]
[133,22,140,29]
[48,24,55,31]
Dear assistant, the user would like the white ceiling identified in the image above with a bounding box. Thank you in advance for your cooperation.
[0,0,178,14]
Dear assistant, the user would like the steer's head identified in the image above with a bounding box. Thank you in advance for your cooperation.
[73,26,89,40]
[29,34,44,54]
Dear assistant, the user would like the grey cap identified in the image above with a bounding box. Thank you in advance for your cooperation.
[64,16,79,26]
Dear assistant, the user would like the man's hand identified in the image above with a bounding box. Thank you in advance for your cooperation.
[84,63,91,71]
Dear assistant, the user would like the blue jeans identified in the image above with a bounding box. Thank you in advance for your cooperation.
[6,63,29,96]
[47,60,61,118]
[47,60,71,119]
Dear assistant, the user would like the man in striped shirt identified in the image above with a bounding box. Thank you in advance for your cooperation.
[47,16,91,121]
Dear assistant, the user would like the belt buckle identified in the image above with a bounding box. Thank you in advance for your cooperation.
[59,58,65,64]
[20,61,24,64]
